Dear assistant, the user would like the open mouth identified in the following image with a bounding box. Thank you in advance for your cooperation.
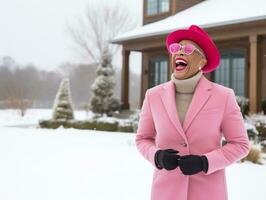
[175,58,188,71]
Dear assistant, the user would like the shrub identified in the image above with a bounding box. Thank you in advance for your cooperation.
[117,120,134,133]
[64,120,76,128]
[52,78,74,120]
[245,114,266,142]
[236,95,249,118]
[39,114,135,132]
[260,140,266,153]
[38,119,72,129]
[89,48,121,116]
[241,146,263,164]
[129,109,140,132]
[244,121,259,142]
[96,121,118,131]
[256,124,266,140]
[39,120,61,129]
[71,120,97,130]
[262,100,266,115]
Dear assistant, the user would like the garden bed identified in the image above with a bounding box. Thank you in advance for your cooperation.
[39,118,134,133]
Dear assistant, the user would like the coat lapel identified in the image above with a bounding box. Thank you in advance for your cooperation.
[159,78,184,140]
[182,75,213,133]
[159,74,213,141]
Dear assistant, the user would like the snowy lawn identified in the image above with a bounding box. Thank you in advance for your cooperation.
[0,109,266,200]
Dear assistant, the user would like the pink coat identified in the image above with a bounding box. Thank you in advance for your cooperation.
[135,74,250,200]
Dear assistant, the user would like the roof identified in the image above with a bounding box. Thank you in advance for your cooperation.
[111,0,266,43]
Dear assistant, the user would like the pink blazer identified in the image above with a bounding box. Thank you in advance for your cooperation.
[135,74,250,200]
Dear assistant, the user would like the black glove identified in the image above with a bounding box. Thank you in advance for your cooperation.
[178,155,209,175]
[154,149,180,170]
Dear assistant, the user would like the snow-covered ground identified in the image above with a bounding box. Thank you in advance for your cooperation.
[0,109,266,200]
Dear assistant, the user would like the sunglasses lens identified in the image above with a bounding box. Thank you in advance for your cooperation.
[183,44,195,55]
[169,43,181,54]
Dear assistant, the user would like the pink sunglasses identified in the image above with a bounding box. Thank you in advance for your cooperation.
[168,43,206,58]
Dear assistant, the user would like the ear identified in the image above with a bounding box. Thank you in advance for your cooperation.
[199,58,207,67]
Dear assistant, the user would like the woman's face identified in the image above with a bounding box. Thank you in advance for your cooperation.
[170,40,207,79]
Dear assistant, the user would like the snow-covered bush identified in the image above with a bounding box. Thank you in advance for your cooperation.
[261,140,266,153]
[241,145,263,164]
[70,120,97,130]
[95,115,118,131]
[244,121,259,142]
[39,120,62,129]
[118,119,134,133]
[262,99,266,115]
[129,109,140,132]
[236,95,249,118]
[39,119,74,129]
[90,47,121,117]
[52,78,74,120]
[245,114,266,142]
[245,114,266,127]
[96,121,118,131]
[39,78,75,129]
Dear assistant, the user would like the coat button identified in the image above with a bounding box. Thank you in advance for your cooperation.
[181,142,187,147]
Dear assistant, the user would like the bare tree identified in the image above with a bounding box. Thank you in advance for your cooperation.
[6,65,40,116]
[66,0,137,63]
[0,57,40,116]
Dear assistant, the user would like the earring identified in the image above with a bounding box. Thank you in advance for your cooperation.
[198,67,202,70]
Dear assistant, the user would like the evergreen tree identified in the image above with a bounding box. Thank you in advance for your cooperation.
[90,47,120,116]
[52,78,74,120]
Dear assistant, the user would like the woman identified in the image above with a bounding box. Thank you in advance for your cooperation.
[135,25,250,200]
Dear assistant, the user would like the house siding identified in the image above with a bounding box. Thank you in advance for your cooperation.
[115,1,266,113]
[143,0,204,25]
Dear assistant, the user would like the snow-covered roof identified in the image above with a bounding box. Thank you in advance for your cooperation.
[112,0,266,43]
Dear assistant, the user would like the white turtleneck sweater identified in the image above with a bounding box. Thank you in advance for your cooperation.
[170,70,203,127]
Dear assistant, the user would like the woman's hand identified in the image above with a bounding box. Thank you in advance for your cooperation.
[154,149,181,170]
[178,155,209,175]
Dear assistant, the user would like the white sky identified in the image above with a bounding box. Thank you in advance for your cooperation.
[0,0,142,72]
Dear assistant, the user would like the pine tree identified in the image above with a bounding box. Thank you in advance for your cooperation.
[52,78,74,120]
[90,47,120,117]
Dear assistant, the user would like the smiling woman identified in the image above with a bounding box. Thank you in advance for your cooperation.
[135,24,250,200]
[169,40,207,80]
[175,58,187,71]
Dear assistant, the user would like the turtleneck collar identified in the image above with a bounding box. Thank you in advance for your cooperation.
[170,70,203,93]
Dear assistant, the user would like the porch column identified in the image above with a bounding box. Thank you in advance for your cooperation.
[121,48,130,110]
[249,34,263,114]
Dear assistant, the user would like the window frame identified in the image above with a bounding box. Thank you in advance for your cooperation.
[148,55,169,88]
[146,0,170,16]
[214,48,247,97]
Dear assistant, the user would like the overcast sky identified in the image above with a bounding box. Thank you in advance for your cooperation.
[0,0,142,72]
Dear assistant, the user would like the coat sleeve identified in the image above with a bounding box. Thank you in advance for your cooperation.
[135,89,161,169]
[203,89,251,175]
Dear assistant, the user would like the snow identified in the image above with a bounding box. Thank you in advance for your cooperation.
[0,109,266,200]
[245,113,266,127]
[112,0,266,43]
[0,109,94,127]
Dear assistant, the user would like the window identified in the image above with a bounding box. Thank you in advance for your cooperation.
[147,0,170,15]
[214,48,246,97]
[159,0,170,12]
[148,56,168,88]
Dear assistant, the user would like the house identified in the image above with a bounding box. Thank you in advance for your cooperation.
[111,0,266,114]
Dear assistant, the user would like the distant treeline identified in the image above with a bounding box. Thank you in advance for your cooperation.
[0,56,99,109]
[0,56,140,110]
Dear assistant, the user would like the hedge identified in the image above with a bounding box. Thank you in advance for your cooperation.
[38,119,134,133]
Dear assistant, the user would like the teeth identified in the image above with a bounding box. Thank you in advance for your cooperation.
[175,59,187,64]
